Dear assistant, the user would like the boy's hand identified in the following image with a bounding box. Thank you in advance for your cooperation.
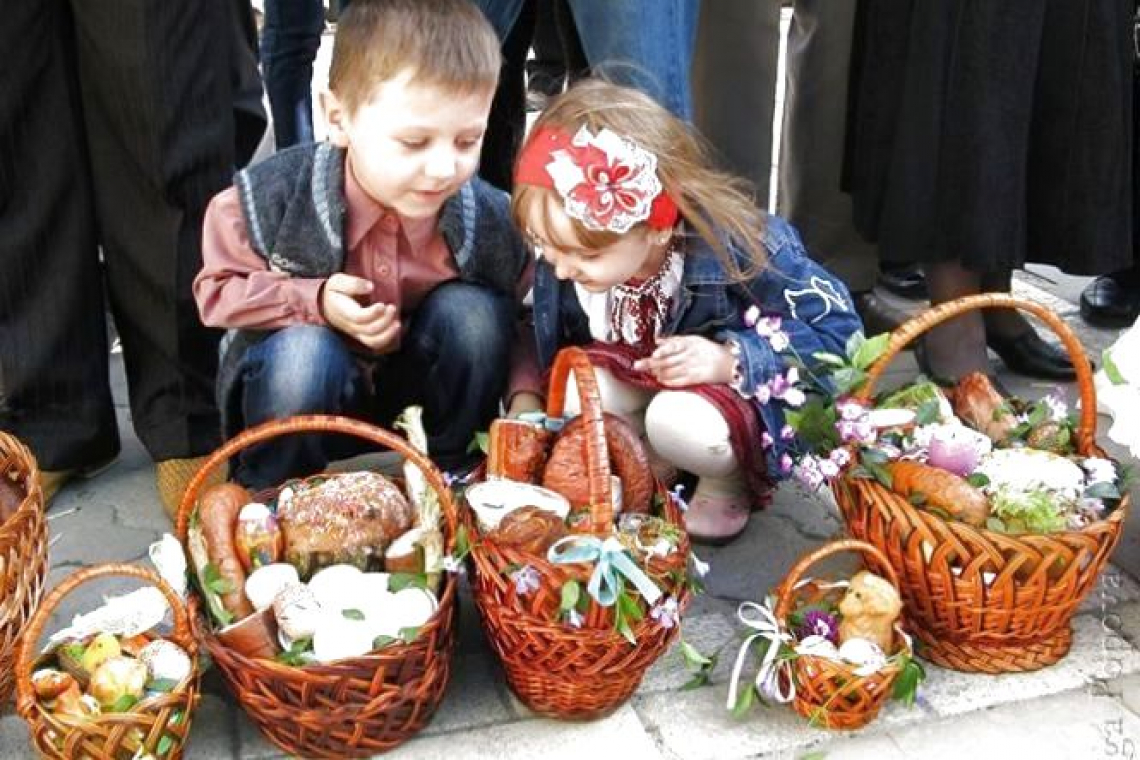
[633,336,736,388]
[320,273,402,353]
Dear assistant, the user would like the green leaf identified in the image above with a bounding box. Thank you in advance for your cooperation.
[398,626,421,643]
[891,658,926,707]
[844,331,866,362]
[109,694,139,713]
[915,398,941,426]
[342,608,365,621]
[731,683,757,718]
[799,752,829,760]
[832,367,868,395]
[389,572,429,592]
[985,516,1008,533]
[203,562,235,595]
[466,430,490,454]
[145,678,180,694]
[862,458,893,489]
[812,351,848,368]
[907,491,927,506]
[372,635,397,649]
[965,473,991,488]
[680,640,713,669]
[560,580,581,613]
[1104,349,1127,385]
[275,636,313,666]
[852,333,890,370]
[454,524,471,558]
[156,735,174,756]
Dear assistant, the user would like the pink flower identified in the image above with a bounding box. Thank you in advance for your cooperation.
[780,453,795,474]
[743,305,761,327]
[780,424,796,440]
[829,448,852,468]
[761,431,775,449]
[650,596,680,629]
[511,565,541,595]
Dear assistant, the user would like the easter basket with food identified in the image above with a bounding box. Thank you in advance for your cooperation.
[174,413,459,759]
[463,347,698,719]
[15,564,199,759]
[727,539,923,730]
[783,294,1128,673]
[0,431,50,704]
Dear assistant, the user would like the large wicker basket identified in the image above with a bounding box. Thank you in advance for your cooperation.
[174,415,459,758]
[466,347,692,719]
[834,293,1128,673]
[15,563,200,759]
[773,539,910,730]
[0,432,49,704]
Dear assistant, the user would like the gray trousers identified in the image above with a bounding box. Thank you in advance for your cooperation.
[692,0,878,292]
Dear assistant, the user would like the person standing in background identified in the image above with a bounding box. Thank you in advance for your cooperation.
[692,1,910,336]
[1,0,265,516]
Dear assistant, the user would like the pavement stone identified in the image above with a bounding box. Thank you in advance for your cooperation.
[639,611,738,694]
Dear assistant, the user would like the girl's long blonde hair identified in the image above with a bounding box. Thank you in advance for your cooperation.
[511,79,767,280]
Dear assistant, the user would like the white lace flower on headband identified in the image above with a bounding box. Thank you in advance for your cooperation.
[544,126,663,233]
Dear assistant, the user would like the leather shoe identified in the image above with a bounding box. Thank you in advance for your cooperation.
[853,291,910,337]
[986,329,1080,381]
[1080,270,1140,329]
[878,264,929,300]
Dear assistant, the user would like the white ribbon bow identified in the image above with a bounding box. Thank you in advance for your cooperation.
[726,599,796,708]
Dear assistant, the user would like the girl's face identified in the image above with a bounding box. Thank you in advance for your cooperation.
[525,193,670,292]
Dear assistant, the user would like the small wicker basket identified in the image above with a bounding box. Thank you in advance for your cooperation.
[0,431,49,704]
[175,414,459,758]
[466,347,692,719]
[773,539,910,730]
[834,293,1128,673]
[15,563,200,759]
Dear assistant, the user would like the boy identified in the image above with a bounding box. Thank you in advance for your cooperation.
[194,0,537,489]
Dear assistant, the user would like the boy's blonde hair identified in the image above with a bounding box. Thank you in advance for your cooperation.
[512,79,767,280]
[329,0,502,113]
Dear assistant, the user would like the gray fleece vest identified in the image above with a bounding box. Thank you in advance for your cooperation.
[216,141,528,437]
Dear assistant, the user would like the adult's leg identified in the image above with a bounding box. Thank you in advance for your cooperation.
[691,0,781,200]
[260,0,325,148]
[232,325,368,489]
[568,0,700,121]
[474,0,534,190]
[70,0,237,463]
[394,282,515,472]
[779,0,879,293]
[0,0,119,472]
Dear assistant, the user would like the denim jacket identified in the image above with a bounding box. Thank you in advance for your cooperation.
[532,214,863,477]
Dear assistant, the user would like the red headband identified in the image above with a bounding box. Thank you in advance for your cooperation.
[515,126,680,232]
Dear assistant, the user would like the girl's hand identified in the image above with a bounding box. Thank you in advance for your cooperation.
[633,335,736,387]
[320,273,402,353]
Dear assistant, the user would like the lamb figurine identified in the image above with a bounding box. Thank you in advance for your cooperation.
[838,571,902,652]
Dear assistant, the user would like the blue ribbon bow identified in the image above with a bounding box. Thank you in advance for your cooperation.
[547,535,662,607]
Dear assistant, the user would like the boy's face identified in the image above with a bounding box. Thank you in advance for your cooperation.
[324,69,494,219]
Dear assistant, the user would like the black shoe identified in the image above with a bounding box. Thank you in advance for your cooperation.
[985,329,1080,381]
[853,291,910,337]
[913,338,1011,393]
[878,264,929,300]
[1080,270,1140,329]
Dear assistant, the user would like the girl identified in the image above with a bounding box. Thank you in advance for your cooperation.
[509,79,862,544]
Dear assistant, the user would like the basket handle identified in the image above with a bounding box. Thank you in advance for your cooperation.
[15,563,193,716]
[856,293,1097,454]
[174,414,459,548]
[773,539,899,622]
[545,347,614,535]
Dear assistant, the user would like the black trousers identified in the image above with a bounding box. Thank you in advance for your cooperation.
[0,0,261,470]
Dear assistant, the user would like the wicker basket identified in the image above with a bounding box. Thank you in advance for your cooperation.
[834,293,1128,673]
[465,347,692,719]
[174,415,459,758]
[15,564,200,759]
[772,539,910,730]
[0,432,49,704]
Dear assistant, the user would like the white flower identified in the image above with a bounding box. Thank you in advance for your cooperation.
[566,609,584,628]
[442,556,465,574]
[511,565,541,595]
[689,552,710,578]
[1042,392,1070,422]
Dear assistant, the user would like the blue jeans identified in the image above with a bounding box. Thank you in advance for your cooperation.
[474,0,699,120]
[260,0,325,147]
[232,282,515,488]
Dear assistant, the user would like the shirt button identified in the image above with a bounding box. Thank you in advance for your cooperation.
[378,265,390,277]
